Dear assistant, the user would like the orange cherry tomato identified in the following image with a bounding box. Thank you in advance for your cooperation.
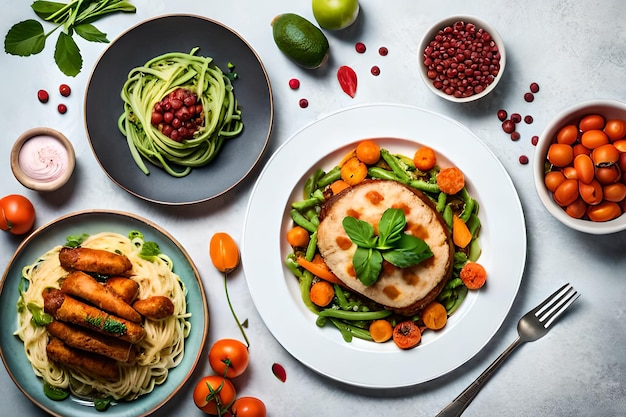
[208,338,250,378]
[572,143,591,157]
[556,124,579,145]
[587,201,622,222]
[619,152,626,172]
[210,232,240,273]
[340,157,368,185]
[193,375,237,415]
[579,114,606,132]
[547,143,574,167]
[565,198,587,219]
[562,166,578,180]
[413,146,437,171]
[604,119,626,141]
[355,140,381,165]
[0,194,36,235]
[544,171,565,192]
[613,139,626,152]
[580,129,609,149]
[553,179,579,207]
[285,226,310,248]
[591,144,620,167]
[595,165,621,185]
[579,180,603,205]
[603,183,626,202]
[230,397,267,417]
[573,154,594,184]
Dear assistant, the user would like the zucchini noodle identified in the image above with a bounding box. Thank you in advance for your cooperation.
[14,232,191,401]
[118,47,243,177]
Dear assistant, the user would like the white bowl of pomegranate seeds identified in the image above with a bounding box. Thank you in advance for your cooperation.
[533,99,626,234]
[419,16,505,102]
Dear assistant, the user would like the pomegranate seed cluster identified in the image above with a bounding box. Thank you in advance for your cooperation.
[151,87,204,142]
[423,21,501,99]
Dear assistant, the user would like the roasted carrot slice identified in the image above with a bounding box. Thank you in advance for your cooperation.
[392,320,421,349]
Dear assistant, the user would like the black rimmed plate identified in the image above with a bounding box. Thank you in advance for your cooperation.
[85,14,273,205]
[0,210,208,417]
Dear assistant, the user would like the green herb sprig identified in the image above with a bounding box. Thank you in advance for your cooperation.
[342,208,433,286]
[4,0,136,76]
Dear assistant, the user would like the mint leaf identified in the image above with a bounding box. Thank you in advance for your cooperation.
[74,23,109,43]
[382,234,433,268]
[377,208,406,248]
[54,31,82,76]
[4,20,46,56]
[342,216,377,248]
[353,247,382,286]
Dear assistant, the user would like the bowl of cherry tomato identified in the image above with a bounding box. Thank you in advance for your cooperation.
[533,99,626,234]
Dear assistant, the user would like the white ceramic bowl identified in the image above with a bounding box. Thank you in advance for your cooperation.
[10,127,75,192]
[533,99,626,234]
[418,15,506,103]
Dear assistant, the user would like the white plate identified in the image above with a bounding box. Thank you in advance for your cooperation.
[242,103,526,388]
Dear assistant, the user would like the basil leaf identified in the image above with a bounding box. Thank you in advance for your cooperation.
[377,208,406,248]
[54,31,82,76]
[65,233,89,247]
[342,217,377,248]
[94,397,113,411]
[382,234,433,268]
[140,241,161,258]
[43,382,69,401]
[74,23,109,43]
[4,20,46,56]
[31,1,66,20]
[353,247,382,286]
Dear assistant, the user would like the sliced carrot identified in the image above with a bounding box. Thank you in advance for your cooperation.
[286,226,310,248]
[369,319,393,343]
[392,320,421,349]
[329,179,350,195]
[296,254,344,285]
[459,262,487,290]
[338,149,357,167]
[310,281,335,307]
[452,214,472,248]
[437,167,465,195]
[421,301,448,330]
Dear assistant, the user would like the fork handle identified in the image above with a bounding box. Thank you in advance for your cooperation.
[435,337,523,417]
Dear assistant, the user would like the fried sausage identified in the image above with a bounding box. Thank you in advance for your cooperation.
[46,337,119,380]
[43,288,145,344]
[133,296,175,320]
[47,321,136,363]
[59,247,133,276]
[105,276,139,304]
[61,271,142,323]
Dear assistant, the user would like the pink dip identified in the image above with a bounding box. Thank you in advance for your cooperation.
[18,135,69,183]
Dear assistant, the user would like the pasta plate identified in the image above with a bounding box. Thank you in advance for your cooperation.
[242,104,526,388]
[0,210,208,417]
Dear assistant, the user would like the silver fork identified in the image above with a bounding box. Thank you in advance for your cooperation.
[435,283,580,417]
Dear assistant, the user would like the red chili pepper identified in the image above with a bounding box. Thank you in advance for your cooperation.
[337,65,357,98]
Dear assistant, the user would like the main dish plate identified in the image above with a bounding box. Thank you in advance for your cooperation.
[0,210,208,417]
[85,14,273,205]
[242,104,526,388]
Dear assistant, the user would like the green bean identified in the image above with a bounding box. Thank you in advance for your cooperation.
[436,191,447,212]
[467,213,481,237]
[304,168,325,198]
[305,231,318,261]
[468,237,482,262]
[368,167,401,182]
[299,271,319,314]
[442,204,453,229]
[285,254,303,278]
[318,308,392,321]
[380,149,411,182]
[459,188,476,222]
[318,166,341,188]
[408,179,441,194]
[328,318,373,342]
[443,277,464,291]
[334,284,351,310]
[316,315,327,327]
[292,189,325,211]
[290,209,317,233]
[447,286,468,314]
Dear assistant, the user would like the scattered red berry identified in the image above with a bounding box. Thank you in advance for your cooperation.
[497,109,507,121]
[355,42,366,53]
[519,155,529,165]
[371,66,380,76]
[378,46,388,56]
[531,135,539,146]
[524,115,534,124]
[272,363,287,383]
[502,120,516,134]
[37,89,49,103]
[529,82,540,93]
[288,78,300,90]
[299,98,309,108]
[59,84,71,97]
[511,132,521,141]
[57,104,67,114]
[524,92,534,102]
[510,113,522,123]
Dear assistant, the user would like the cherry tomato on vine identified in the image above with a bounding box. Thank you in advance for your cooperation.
[209,338,249,378]
[0,194,36,235]
[193,375,236,415]
[230,397,267,417]
[210,232,240,273]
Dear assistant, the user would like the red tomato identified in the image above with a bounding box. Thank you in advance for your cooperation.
[230,397,267,417]
[0,194,36,235]
[595,165,621,185]
[208,339,250,378]
[556,124,579,145]
[579,114,606,132]
[193,375,237,415]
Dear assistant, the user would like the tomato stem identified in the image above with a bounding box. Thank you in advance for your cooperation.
[224,272,250,348]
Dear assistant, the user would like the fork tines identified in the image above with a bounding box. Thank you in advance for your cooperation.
[533,283,580,329]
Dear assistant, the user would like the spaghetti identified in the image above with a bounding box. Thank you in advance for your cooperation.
[118,48,243,177]
[15,232,191,401]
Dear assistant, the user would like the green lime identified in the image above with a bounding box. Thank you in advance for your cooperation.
[271,13,330,69]
[312,0,360,30]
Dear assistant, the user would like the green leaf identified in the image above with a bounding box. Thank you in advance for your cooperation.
[342,216,377,248]
[353,247,383,286]
[377,208,406,248]
[43,382,69,401]
[4,20,46,56]
[74,23,109,43]
[54,31,82,76]
[65,233,89,247]
[31,1,66,20]
[140,241,161,258]
[382,234,433,268]
[27,302,54,326]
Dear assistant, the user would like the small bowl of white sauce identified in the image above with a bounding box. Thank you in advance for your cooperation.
[10,127,75,192]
